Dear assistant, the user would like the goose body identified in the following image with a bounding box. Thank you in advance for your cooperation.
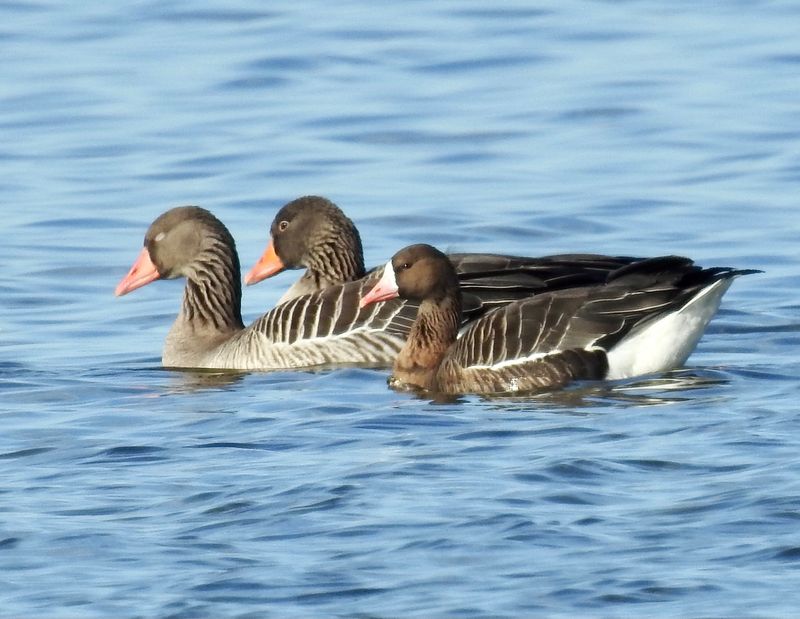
[359,244,756,395]
[244,195,644,305]
[165,278,417,370]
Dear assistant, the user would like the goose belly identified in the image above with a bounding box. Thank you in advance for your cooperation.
[209,329,405,370]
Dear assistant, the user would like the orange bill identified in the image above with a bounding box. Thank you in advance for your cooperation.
[244,238,285,285]
[115,247,161,297]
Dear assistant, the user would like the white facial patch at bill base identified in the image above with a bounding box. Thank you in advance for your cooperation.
[359,260,400,308]
[381,260,398,291]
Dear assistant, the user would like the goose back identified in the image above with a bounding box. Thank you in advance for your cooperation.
[247,196,643,306]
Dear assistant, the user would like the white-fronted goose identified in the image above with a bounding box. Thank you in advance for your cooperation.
[359,244,757,395]
[115,207,607,370]
[243,195,645,305]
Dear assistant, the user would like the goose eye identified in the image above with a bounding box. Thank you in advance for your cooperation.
[154,232,166,243]
[399,262,410,271]
[278,220,289,232]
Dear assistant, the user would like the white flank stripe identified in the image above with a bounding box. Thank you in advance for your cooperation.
[282,299,298,342]
[310,297,322,338]
[466,351,550,371]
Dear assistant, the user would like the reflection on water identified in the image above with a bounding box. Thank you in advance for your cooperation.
[475,369,731,410]
[603,369,732,399]
[165,368,249,393]
[404,369,731,408]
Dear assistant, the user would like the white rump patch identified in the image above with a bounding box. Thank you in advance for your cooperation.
[605,278,732,380]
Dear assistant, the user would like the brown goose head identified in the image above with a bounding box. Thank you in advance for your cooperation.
[359,244,460,308]
[244,195,364,285]
[115,206,240,297]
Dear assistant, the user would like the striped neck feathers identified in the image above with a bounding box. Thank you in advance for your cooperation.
[304,224,365,285]
[180,233,244,334]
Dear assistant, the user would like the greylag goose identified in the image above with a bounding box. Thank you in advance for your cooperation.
[115,207,605,370]
[243,195,644,305]
[115,206,416,369]
[359,244,757,395]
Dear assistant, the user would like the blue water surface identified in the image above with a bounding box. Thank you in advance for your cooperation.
[1,1,799,617]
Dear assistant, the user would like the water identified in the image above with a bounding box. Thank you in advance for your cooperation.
[1,1,799,616]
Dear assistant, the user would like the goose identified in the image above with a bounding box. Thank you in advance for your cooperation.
[114,206,614,370]
[243,195,645,305]
[358,244,757,395]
